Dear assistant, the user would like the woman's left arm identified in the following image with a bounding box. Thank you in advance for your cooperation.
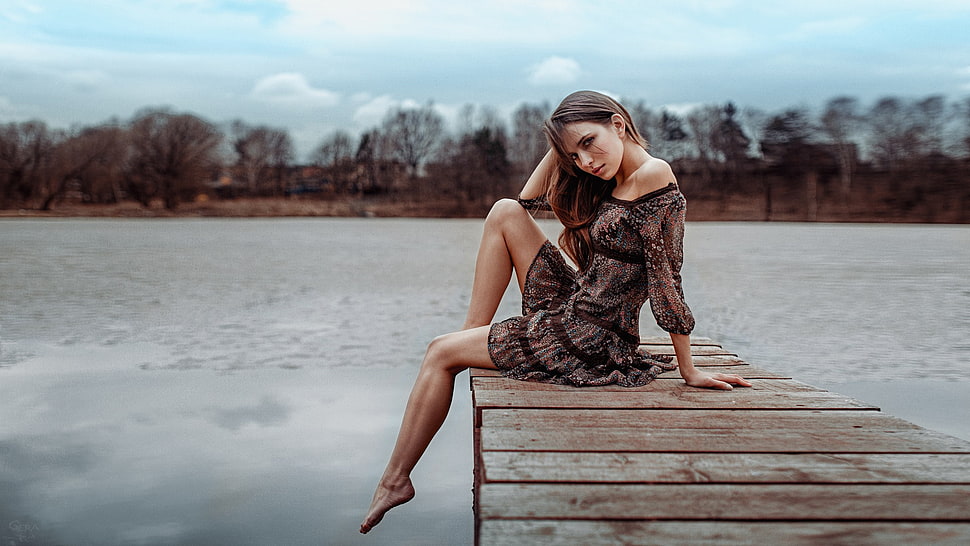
[644,191,750,390]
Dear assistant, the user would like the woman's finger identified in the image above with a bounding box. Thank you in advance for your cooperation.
[717,374,750,387]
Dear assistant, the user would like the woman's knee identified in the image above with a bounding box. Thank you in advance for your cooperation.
[485,198,527,230]
[423,333,466,375]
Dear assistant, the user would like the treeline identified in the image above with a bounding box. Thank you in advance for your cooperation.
[2,94,969,221]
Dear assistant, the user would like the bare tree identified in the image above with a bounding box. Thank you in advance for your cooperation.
[761,108,818,220]
[510,102,549,176]
[686,105,723,162]
[40,124,126,210]
[658,109,690,161]
[712,102,751,187]
[311,130,357,193]
[961,97,970,158]
[381,102,445,178]
[820,96,860,200]
[867,97,911,172]
[0,120,56,208]
[453,125,511,205]
[714,104,750,157]
[912,95,945,157]
[685,105,723,194]
[761,109,815,164]
[354,130,376,194]
[266,130,293,196]
[231,122,293,196]
[624,100,655,145]
[126,108,223,209]
[312,130,354,167]
[740,107,768,160]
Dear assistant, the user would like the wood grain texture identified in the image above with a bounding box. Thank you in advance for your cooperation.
[480,409,970,453]
[471,337,970,545]
[481,451,970,484]
[472,378,877,411]
[479,520,970,546]
[479,483,970,520]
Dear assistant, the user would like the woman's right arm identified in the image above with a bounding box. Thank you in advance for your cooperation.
[518,149,557,200]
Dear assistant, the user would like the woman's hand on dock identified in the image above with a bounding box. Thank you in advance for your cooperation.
[681,369,752,390]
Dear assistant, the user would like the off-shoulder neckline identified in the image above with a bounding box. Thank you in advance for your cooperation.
[606,182,678,205]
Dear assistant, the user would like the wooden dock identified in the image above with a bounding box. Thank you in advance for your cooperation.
[470,336,970,545]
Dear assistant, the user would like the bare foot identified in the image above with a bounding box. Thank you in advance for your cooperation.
[360,476,415,534]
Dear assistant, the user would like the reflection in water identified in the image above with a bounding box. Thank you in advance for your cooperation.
[0,353,472,545]
[207,396,291,431]
[0,219,968,545]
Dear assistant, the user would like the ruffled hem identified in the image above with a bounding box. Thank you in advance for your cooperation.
[501,346,677,388]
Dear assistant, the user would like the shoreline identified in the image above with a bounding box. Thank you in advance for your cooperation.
[1,196,964,224]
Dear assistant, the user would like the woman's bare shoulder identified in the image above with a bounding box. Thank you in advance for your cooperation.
[629,156,677,194]
[641,156,675,179]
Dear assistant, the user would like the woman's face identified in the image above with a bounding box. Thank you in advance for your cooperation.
[560,119,625,180]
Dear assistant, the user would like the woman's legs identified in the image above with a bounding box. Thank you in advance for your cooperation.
[362,199,548,534]
[360,326,495,534]
[463,199,549,329]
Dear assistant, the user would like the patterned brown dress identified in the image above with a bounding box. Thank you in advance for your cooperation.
[487,182,694,387]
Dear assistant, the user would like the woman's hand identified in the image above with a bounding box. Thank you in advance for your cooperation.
[668,333,751,390]
[681,368,752,390]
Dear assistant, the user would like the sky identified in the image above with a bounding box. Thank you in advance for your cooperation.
[2,0,970,158]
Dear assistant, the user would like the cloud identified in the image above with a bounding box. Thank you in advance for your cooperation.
[250,72,339,107]
[961,67,970,91]
[208,396,290,431]
[661,102,706,116]
[0,1,41,24]
[0,95,35,121]
[63,70,109,93]
[280,0,424,37]
[0,96,14,116]
[352,95,419,129]
[528,56,581,86]
[787,17,867,40]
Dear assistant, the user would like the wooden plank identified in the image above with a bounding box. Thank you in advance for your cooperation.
[480,409,970,453]
[472,379,878,411]
[479,520,970,546]
[669,354,749,366]
[640,336,718,345]
[472,336,970,546]
[478,483,970,520]
[470,368,502,378]
[484,408,938,432]
[475,377,826,393]
[644,345,738,356]
[481,425,969,454]
[653,364,789,378]
[481,452,970,484]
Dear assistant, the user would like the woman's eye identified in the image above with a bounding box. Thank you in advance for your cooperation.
[583,137,594,147]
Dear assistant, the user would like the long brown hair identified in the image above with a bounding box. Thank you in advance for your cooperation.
[543,91,647,271]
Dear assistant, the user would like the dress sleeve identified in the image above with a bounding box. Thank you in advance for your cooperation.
[517,194,551,212]
[639,193,695,335]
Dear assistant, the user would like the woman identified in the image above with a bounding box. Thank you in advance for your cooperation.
[360,90,750,534]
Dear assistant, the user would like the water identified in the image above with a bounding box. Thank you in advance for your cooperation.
[1,219,968,545]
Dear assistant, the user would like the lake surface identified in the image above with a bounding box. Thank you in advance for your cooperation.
[1,218,968,545]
